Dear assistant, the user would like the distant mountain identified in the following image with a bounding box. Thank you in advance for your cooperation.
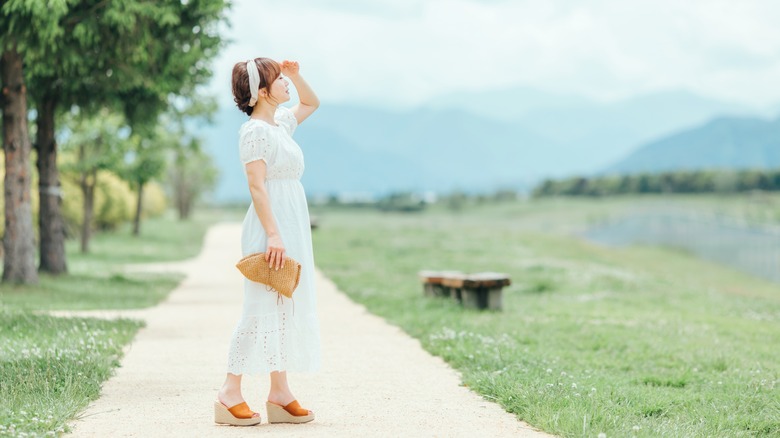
[514,90,758,172]
[423,89,758,173]
[198,88,770,203]
[200,104,556,202]
[604,116,780,174]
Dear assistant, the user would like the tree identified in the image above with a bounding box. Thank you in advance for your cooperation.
[169,138,218,220]
[22,0,228,273]
[0,0,74,283]
[122,128,168,236]
[95,0,226,235]
[60,107,130,252]
[1,48,38,283]
[160,96,219,220]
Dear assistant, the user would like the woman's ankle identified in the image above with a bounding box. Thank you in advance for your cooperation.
[218,385,246,406]
[267,390,296,406]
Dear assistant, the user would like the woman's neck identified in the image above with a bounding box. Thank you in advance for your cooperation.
[250,103,277,122]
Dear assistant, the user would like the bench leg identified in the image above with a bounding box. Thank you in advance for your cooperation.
[451,287,462,304]
[487,287,503,311]
[462,288,483,309]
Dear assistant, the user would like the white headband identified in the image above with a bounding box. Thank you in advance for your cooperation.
[246,60,260,107]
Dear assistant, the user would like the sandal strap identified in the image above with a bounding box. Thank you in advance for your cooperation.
[283,400,309,416]
[227,401,256,419]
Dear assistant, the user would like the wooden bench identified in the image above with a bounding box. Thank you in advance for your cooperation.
[418,270,463,299]
[419,271,511,310]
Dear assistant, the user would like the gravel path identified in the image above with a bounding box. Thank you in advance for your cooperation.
[68,223,552,437]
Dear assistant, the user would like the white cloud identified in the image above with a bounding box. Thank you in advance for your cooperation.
[208,0,780,109]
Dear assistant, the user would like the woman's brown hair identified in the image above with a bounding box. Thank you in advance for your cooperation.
[232,58,281,116]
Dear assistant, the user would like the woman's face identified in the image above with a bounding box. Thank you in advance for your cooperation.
[266,73,290,104]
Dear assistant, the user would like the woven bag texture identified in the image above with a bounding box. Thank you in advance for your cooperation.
[235,253,302,298]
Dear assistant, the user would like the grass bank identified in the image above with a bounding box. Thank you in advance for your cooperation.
[311,197,780,437]
[1,211,222,310]
[0,210,221,437]
[0,311,141,437]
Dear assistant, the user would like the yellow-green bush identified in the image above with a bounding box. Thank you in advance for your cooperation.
[141,182,167,219]
[1,157,167,238]
[61,172,134,233]
[60,176,82,236]
[95,173,137,230]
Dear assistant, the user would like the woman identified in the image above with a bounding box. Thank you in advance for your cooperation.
[214,57,321,426]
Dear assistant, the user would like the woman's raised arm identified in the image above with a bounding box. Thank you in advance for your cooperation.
[281,60,319,125]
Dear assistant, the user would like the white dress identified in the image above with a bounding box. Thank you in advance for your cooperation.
[227,106,321,374]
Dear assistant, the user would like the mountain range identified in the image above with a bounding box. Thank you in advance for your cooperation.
[604,115,780,174]
[199,88,772,203]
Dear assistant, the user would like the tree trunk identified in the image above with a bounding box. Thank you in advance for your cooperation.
[133,180,144,236]
[36,97,67,273]
[181,195,192,220]
[1,48,38,284]
[79,169,96,253]
[175,172,184,219]
[175,174,193,220]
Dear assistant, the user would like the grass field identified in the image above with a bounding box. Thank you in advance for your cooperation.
[0,210,220,437]
[1,210,224,310]
[311,195,780,437]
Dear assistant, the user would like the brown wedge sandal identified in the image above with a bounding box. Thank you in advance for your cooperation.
[266,400,314,424]
[214,400,262,426]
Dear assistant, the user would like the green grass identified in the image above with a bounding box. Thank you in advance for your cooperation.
[0,209,221,437]
[0,310,141,437]
[68,209,226,267]
[0,273,181,311]
[1,210,225,311]
[311,197,780,437]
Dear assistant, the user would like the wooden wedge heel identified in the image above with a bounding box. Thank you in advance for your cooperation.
[266,400,314,424]
[214,400,262,426]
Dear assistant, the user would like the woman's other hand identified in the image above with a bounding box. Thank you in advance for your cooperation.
[280,60,299,77]
[265,234,286,270]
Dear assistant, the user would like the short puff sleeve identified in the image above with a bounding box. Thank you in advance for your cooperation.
[239,124,276,166]
[276,106,298,137]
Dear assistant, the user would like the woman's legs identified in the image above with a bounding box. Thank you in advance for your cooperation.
[218,373,260,418]
[268,371,311,413]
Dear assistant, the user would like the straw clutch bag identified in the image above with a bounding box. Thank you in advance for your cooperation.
[236,253,302,298]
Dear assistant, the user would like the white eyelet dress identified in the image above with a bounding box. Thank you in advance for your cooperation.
[226,105,321,374]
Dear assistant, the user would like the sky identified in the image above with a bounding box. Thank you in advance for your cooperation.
[208,0,780,111]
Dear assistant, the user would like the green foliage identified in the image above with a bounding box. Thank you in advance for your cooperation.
[533,169,780,198]
[60,107,130,177]
[0,0,73,52]
[444,191,468,212]
[122,132,167,187]
[377,192,426,212]
[19,0,228,123]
